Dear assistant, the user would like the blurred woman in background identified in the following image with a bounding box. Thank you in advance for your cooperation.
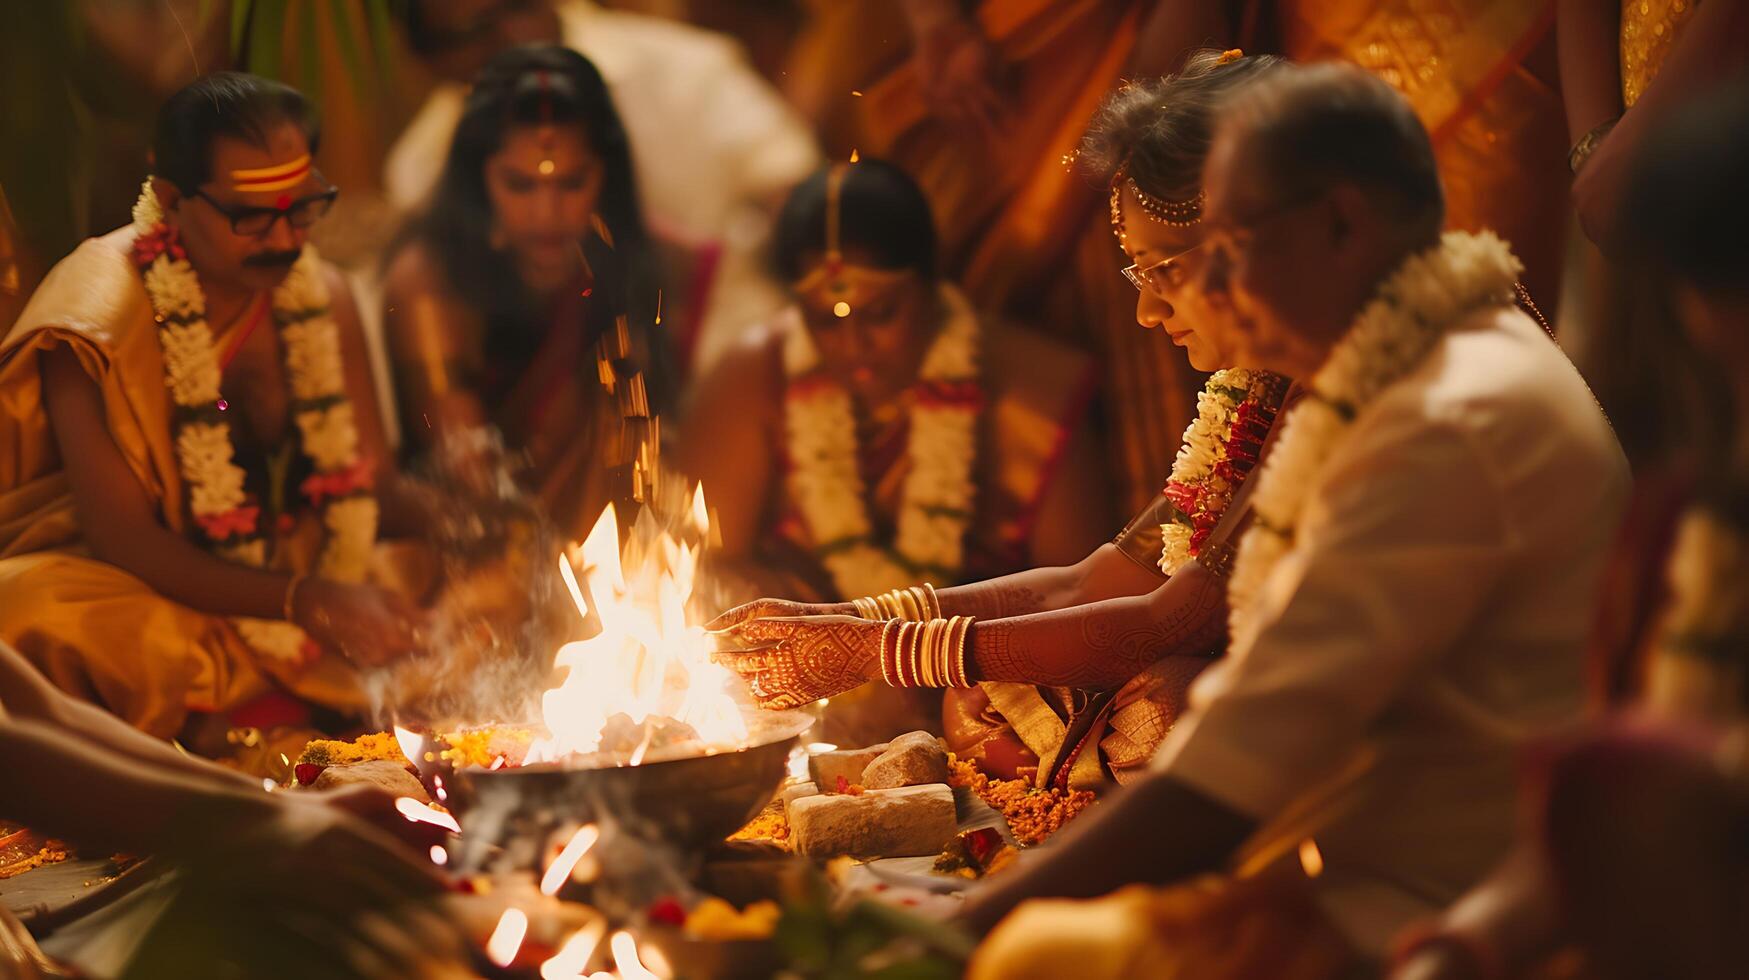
[381,44,671,539]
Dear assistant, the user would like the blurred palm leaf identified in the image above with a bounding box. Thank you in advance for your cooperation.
[0,0,406,286]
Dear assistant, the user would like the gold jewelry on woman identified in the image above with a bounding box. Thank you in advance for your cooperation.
[883,615,975,689]
[853,583,942,621]
[1108,172,1204,248]
[1568,116,1620,175]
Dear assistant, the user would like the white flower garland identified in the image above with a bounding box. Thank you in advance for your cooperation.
[1158,369,1258,574]
[132,181,377,667]
[1226,231,1522,650]
[782,284,982,598]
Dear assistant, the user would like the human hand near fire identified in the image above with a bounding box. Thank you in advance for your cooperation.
[150,792,464,975]
[706,597,858,632]
[712,615,885,709]
[292,579,430,667]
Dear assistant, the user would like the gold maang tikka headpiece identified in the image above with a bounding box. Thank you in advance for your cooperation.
[1108,165,1204,245]
[1106,49,1244,241]
[792,161,914,317]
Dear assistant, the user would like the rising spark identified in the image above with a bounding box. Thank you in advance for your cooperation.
[393,726,423,765]
[541,825,601,896]
[541,921,607,979]
[611,930,665,980]
[395,797,462,833]
[487,908,530,968]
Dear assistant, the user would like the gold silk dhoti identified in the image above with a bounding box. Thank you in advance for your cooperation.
[945,494,1218,789]
[950,654,1214,791]
[0,230,371,742]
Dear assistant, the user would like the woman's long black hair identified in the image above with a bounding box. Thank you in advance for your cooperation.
[394,44,669,411]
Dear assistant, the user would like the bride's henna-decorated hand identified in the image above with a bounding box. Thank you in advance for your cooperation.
[712,615,884,709]
[706,597,857,632]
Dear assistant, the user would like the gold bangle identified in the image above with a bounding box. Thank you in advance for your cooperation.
[921,619,945,687]
[899,622,921,687]
[944,617,964,688]
[904,589,924,622]
[907,585,930,621]
[910,621,929,688]
[951,616,974,688]
[890,622,909,687]
[283,572,310,622]
[853,595,883,620]
[921,583,942,620]
[874,589,903,620]
[879,618,902,685]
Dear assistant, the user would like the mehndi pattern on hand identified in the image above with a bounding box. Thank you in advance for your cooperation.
[713,615,883,709]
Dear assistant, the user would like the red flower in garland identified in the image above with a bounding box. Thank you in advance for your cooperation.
[1164,479,1201,516]
[196,506,260,540]
[1188,523,1214,553]
[913,379,984,409]
[131,223,187,267]
[299,456,377,507]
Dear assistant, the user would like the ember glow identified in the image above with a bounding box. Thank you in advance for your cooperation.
[395,796,462,833]
[393,725,424,766]
[541,920,607,979]
[526,486,749,765]
[487,907,530,968]
[540,824,601,895]
[611,930,666,980]
[1299,838,1324,878]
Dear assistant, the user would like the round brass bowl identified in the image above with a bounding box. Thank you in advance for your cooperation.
[445,711,813,872]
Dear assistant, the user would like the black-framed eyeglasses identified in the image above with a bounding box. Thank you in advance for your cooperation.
[193,185,339,237]
[1122,241,1208,295]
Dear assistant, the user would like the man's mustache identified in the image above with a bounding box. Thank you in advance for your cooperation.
[243,251,301,269]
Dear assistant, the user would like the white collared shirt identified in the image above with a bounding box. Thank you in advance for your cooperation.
[1154,305,1628,955]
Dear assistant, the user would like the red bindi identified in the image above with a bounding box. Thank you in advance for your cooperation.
[274,193,292,211]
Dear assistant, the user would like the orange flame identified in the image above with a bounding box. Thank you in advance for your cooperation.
[527,486,748,764]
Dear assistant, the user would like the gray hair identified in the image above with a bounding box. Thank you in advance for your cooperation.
[1080,49,1285,200]
[1218,62,1444,236]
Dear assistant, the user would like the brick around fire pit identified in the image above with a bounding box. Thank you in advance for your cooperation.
[807,744,889,788]
[861,733,950,790]
[788,784,957,858]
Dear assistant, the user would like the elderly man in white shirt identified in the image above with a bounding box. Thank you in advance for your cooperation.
[385,0,819,378]
[958,63,1627,976]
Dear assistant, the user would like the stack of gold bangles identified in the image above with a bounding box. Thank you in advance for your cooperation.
[879,616,974,689]
[851,583,941,622]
